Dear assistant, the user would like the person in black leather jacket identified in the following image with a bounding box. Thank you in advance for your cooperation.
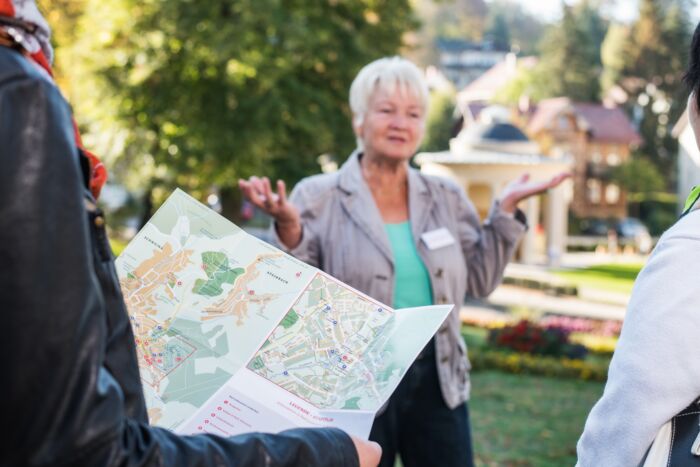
[0,7,379,467]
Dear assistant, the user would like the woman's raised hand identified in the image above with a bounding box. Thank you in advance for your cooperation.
[499,172,572,214]
[238,176,302,248]
[238,176,296,222]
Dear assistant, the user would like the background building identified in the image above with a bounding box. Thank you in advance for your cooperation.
[417,116,573,266]
[524,98,641,220]
[436,38,510,90]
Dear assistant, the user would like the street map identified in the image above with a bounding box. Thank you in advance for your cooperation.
[116,189,452,438]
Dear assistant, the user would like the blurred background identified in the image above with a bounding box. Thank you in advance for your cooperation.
[37,1,700,465]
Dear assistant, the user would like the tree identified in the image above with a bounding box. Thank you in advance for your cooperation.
[482,0,545,55]
[611,157,665,197]
[491,64,548,105]
[36,0,86,89]
[574,0,608,68]
[606,0,694,184]
[484,12,510,51]
[57,0,417,219]
[600,23,630,91]
[610,157,672,228]
[534,4,602,102]
[429,0,488,41]
[420,89,457,152]
[406,0,488,65]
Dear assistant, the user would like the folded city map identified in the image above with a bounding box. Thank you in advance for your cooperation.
[115,189,453,439]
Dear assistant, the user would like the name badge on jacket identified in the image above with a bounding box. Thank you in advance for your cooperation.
[421,227,456,250]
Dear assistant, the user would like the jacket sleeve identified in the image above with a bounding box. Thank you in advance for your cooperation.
[452,185,526,298]
[0,56,357,467]
[576,216,700,467]
[270,178,322,267]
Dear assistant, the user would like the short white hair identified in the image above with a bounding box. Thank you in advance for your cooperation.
[349,56,430,145]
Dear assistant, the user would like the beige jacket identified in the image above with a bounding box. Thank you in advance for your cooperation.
[272,152,526,409]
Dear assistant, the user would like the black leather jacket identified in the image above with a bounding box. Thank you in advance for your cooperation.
[0,45,358,467]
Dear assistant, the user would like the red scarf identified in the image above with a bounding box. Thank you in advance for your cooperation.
[0,0,107,199]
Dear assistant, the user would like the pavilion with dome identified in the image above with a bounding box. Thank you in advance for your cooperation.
[416,116,573,266]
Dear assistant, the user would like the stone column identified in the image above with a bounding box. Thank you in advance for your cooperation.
[520,196,540,265]
[545,185,568,267]
[490,182,501,206]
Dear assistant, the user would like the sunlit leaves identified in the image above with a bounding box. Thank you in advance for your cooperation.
[46,0,416,211]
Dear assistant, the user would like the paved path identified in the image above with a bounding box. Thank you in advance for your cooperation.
[461,284,628,324]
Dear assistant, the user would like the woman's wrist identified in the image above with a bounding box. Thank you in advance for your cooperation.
[275,217,302,249]
[498,196,518,214]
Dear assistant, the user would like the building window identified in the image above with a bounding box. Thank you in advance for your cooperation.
[607,153,621,166]
[587,179,601,204]
[605,184,621,204]
[558,115,569,130]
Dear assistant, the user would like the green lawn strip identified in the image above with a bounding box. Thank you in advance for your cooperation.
[463,325,489,349]
[469,370,604,467]
[551,263,644,295]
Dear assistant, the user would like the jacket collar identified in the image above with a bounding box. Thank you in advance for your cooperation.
[337,151,434,262]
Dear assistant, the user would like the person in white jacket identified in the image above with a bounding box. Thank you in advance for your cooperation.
[576,22,700,467]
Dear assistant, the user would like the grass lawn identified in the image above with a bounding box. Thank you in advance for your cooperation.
[551,263,645,295]
[469,370,604,467]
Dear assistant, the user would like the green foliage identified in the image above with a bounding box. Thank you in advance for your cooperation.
[483,0,545,55]
[54,0,417,211]
[408,0,489,65]
[600,23,630,91]
[606,0,693,185]
[36,0,85,81]
[469,346,609,381]
[535,4,602,102]
[495,2,605,104]
[408,0,545,65]
[417,0,488,41]
[492,65,548,105]
[574,0,608,68]
[484,11,510,50]
[638,199,678,235]
[553,263,643,295]
[610,157,665,196]
[462,323,611,382]
[420,89,456,151]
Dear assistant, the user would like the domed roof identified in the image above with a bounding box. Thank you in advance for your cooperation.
[452,121,539,156]
[472,122,530,142]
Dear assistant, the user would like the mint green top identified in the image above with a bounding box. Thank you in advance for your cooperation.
[385,222,434,309]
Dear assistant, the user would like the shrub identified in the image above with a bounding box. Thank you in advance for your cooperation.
[488,319,588,360]
[468,347,609,381]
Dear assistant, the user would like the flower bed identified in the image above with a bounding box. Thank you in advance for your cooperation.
[488,319,588,359]
[462,321,613,382]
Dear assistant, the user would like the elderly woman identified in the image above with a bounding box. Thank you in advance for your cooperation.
[240,56,568,466]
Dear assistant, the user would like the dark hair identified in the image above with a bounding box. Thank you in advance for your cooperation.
[685,22,700,110]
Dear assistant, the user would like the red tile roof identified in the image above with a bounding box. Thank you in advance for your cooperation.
[527,98,642,145]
